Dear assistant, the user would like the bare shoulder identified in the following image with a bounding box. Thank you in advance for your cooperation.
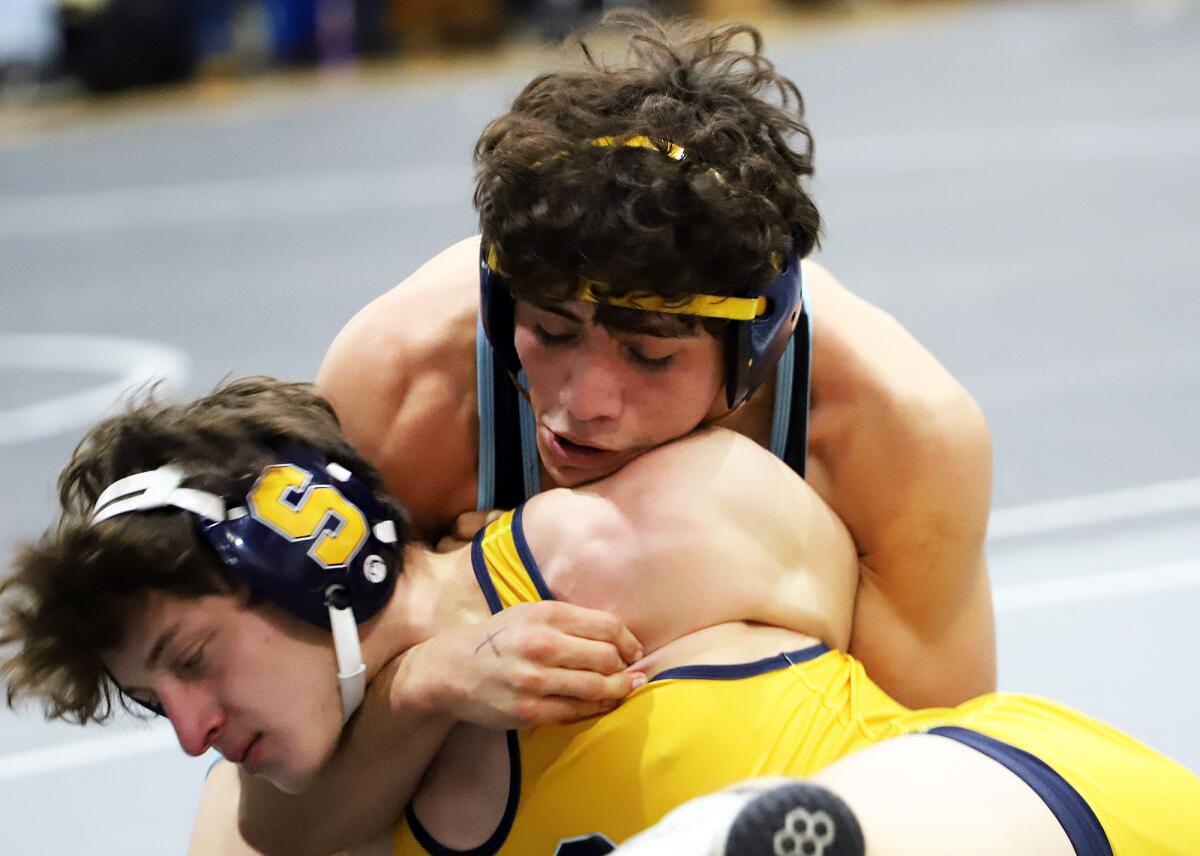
[804,258,971,406]
[316,236,483,535]
[519,428,858,651]
[319,235,482,394]
[803,257,989,494]
[521,429,789,581]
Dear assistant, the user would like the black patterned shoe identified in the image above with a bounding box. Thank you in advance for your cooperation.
[612,780,864,856]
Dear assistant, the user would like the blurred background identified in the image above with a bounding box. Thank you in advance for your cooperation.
[2,0,1199,853]
[0,0,854,99]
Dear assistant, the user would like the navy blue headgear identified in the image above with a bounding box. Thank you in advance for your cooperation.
[197,448,400,630]
[480,243,805,409]
[90,448,402,719]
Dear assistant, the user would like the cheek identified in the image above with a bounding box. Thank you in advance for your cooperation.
[271,670,345,789]
[631,362,724,431]
[513,331,570,402]
[511,325,540,368]
[513,328,548,372]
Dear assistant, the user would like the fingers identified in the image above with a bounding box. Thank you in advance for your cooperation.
[508,669,648,726]
[453,508,505,540]
[523,601,644,665]
[541,667,647,704]
[539,632,634,676]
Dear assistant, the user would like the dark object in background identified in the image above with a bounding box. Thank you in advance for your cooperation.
[529,0,605,43]
[58,0,196,93]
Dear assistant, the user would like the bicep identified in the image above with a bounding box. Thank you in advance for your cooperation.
[809,276,994,662]
[849,552,996,707]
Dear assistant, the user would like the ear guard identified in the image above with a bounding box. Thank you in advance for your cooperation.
[480,243,804,409]
[92,448,400,720]
[724,253,804,409]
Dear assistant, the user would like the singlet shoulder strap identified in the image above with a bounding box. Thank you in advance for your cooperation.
[470,506,557,614]
[476,318,536,510]
[769,275,812,478]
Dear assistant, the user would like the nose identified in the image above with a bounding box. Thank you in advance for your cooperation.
[562,346,623,423]
[161,682,224,757]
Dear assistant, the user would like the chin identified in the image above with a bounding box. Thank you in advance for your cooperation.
[265,765,315,795]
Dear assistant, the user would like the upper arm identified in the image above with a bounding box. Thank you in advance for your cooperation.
[316,237,482,537]
[805,262,995,703]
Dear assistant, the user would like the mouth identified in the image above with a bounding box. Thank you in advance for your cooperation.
[227,734,264,772]
[542,427,626,473]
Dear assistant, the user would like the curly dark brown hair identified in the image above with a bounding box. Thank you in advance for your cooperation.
[0,377,410,724]
[475,11,820,336]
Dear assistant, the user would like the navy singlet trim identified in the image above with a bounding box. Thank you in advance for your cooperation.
[470,528,504,616]
[469,508,557,617]
[649,643,829,683]
[926,726,1112,856]
[404,730,522,856]
[511,504,557,602]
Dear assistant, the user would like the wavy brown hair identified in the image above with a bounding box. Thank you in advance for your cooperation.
[475,11,820,335]
[1,377,410,724]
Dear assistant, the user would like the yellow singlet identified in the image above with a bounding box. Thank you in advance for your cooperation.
[392,508,1200,856]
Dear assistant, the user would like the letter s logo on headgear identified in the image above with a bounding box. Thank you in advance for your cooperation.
[247,463,369,569]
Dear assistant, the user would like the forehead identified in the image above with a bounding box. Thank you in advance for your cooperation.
[104,592,232,680]
[526,298,718,339]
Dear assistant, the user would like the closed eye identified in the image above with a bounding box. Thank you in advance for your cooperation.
[626,348,674,372]
[533,324,579,347]
[175,643,207,679]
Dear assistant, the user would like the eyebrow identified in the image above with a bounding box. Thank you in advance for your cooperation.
[145,623,180,672]
[530,302,584,323]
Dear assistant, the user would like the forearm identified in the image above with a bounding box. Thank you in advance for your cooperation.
[236,603,641,855]
[238,654,455,856]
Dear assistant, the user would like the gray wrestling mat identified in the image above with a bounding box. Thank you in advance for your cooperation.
[1,0,1197,851]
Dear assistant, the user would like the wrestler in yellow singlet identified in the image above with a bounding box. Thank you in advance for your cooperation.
[393,508,1200,856]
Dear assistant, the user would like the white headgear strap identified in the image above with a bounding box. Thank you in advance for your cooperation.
[91,464,369,722]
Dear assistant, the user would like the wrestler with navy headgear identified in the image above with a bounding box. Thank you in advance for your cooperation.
[6,377,1198,856]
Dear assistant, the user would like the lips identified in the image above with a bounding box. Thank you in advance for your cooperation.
[542,428,625,471]
[225,734,263,770]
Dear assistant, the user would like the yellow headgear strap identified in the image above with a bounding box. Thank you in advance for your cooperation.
[591,134,687,161]
[488,244,774,322]
[488,245,768,321]
[576,284,767,321]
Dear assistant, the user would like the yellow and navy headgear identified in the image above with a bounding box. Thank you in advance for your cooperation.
[91,448,399,719]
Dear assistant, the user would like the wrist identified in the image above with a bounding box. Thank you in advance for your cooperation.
[389,643,457,716]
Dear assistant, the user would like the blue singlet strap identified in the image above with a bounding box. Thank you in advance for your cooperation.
[516,371,541,500]
[475,316,497,510]
[769,335,796,459]
[768,267,813,466]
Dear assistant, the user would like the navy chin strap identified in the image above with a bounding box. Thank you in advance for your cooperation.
[91,449,402,722]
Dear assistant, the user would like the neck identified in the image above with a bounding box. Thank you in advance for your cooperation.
[356,542,489,683]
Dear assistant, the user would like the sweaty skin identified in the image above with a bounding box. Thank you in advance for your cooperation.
[219,238,992,855]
